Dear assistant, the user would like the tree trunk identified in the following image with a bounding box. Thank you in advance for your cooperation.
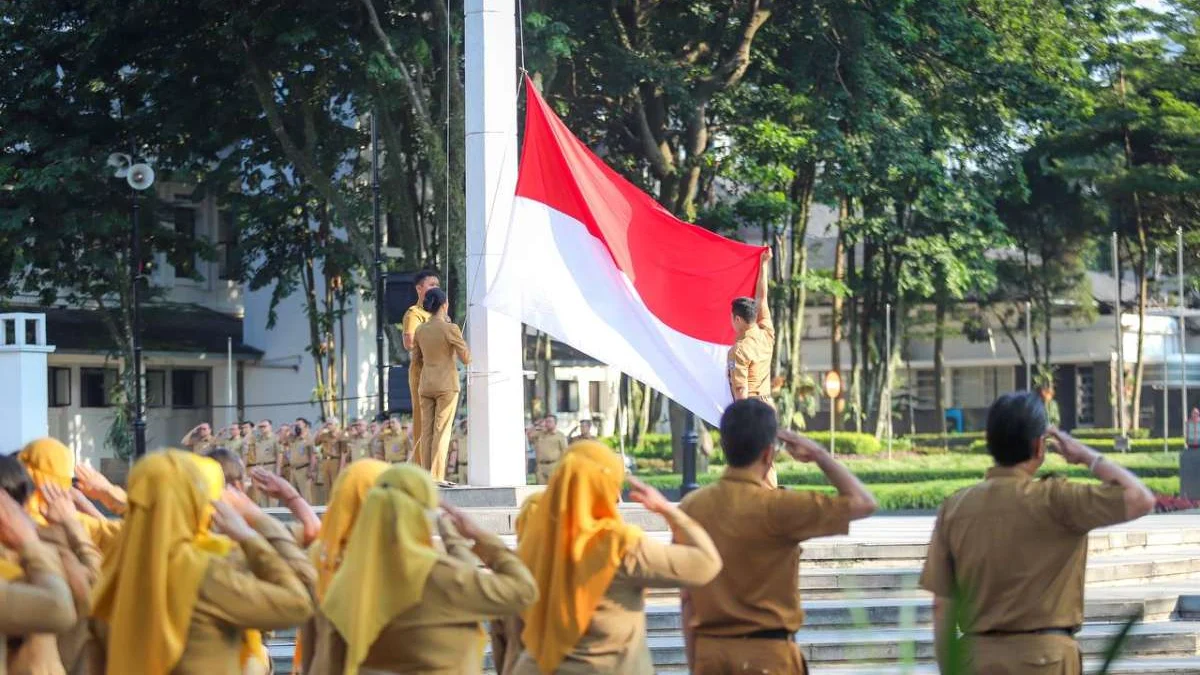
[1132,244,1148,430]
[934,287,947,439]
[830,198,848,431]
[786,165,815,390]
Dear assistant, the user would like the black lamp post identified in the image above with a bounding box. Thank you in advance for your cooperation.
[371,112,387,421]
[681,410,699,498]
[110,153,155,458]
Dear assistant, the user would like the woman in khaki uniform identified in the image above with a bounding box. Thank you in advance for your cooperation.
[411,288,470,485]
[513,442,723,674]
[20,438,123,553]
[489,492,541,675]
[91,450,313,675]
[308,464,537,675]
[0,460,78,675]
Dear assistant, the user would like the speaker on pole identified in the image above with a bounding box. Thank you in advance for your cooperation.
[385,272,418,324]
[387,363,413,414]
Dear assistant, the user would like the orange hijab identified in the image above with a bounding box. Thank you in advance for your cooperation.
[19,437,75,525]
[91,450,217,675]
[309,459,389,600]
[517,441,642,673]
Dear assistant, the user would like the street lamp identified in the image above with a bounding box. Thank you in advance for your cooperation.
[109,153,155,459]
[824,370,842,455]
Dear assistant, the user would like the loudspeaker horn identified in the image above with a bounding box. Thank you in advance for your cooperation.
[127,164,155,191]
[107,152,131,178]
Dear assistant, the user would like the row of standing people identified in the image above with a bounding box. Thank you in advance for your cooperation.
[0,386,1158,675]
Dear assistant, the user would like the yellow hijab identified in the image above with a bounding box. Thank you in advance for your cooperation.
[186,456,266,671]
[19,437,74,525]
[310,459,389,600]
[518,441,643,673]
[321,464,441,675]
[91,450,217,675]
[514,491,542,542]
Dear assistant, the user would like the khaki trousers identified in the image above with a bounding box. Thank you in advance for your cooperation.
[417,391,458,482]
[291,464,313,503]
[249,464,276,507]
[317,457,340,505]
[535,461,556,485]
[693,636,807,674]
[409,365,423,449]
[969,634,1082,675]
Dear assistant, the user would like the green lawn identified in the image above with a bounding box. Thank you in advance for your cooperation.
[636,452,1183,510]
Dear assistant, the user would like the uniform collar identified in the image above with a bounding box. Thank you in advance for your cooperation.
[722,466,770,487]
[985,465,1034,481]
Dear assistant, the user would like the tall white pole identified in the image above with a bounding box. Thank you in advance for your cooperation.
[464,0,526,486]
[226,337,234,426]
[1181,227,1188,435]
[1113,232,1127,435]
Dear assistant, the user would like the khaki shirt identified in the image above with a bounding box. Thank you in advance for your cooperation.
[141,536,313,675]
[727,316,775,400]
[0,540,77,675]
[291,435,315,471]
[919,467,1127,633]
[511,509,722,674]
[679,466,851,635]
[224,436,243,458]
[39,522,103,675]
[315,428,341,463]
[412,320,471,396]
[307,532,537,675]
[252,436,278,467]
[346,436,371,462]
[185,437,217,455]
[402,305,431,343]
[376,431,410,464]
[533,431,568,465]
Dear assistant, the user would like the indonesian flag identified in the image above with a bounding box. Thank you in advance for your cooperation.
[483,78,767,425]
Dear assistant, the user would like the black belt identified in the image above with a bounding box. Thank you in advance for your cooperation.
[976,628,1075,638]
[705,628,792,641]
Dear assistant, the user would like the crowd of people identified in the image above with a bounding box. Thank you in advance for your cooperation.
[0,388,1158,675]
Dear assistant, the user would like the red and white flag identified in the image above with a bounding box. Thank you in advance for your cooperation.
[483,78,767,425]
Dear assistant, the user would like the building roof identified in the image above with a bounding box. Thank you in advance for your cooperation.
[4,304,263,357]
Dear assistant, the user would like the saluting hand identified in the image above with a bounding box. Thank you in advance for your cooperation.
[74,462,115,502]
[70,489,105,519]
[627,476,672,515]
[40,483,77,526]
[250,467,300,502]
[440,502,488,542]
[1048,428,1094,466]
[777,429,825,463]
[0,491,38,548]
[211,497,256,543]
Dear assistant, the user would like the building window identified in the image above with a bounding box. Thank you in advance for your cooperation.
[146,370,167,408]
[171,369,210,408]
[951,367,1014,409]
[217,210,238,280]
[1077,366,1095,426]
[914,370,937,410]
[80,368,118,408]
[589,380,602,413]
[48,367,70,407]
[818,313,834,328]
[556,380,580,413]
[170,206,198,278]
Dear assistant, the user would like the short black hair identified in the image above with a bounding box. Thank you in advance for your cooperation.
[414,268,440,287]
[986,391,1049,467]
[731,297,756,323]
[259,419,272,426]
[0,455,34,505]
[545,414,557,422]
[203,447,245,487]
[423,287,448,314]
[239,421,252,427]
[719,399,778,468]
[296,417,310,428]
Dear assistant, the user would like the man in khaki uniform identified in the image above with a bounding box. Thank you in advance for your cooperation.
[401,268,440,452]
[289,418,316,503]
[181,423,217,454]
[248,419,278,507]
[920,392,1156,675]
[570,418,597,442]
[344,419,371,464]
[275,423,294,492]
[680,399,877,674]
[528,415,568,484]
[729,251,779,489]
[236,421,254,465]
[314,421,342,505]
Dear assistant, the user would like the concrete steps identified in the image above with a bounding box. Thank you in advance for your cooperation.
[263,513,1200,673]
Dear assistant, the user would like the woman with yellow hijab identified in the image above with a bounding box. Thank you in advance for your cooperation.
[19,438,123,552]
[490,492,542,675]
[511,441,722,674]
[0,458,77,675]
[308,464,537,675]
[91,450,313,675]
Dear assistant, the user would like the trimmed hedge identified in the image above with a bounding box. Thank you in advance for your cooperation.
[790,431,883,456]
[967,437,1185,453]
[902,432,984,448]
[1070,427,1151,440]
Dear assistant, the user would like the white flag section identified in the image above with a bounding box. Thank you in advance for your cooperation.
[482,78,766,426]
